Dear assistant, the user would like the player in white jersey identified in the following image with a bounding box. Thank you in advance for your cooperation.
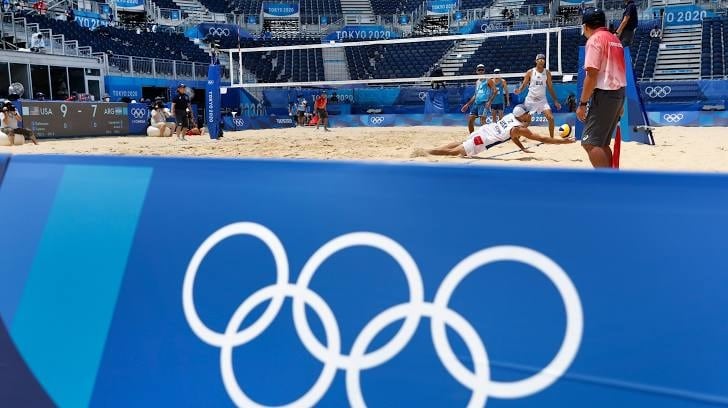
[426,104,574,157]
[514,53,562,138]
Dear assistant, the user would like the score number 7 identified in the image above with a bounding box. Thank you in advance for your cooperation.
[59,104,97,117]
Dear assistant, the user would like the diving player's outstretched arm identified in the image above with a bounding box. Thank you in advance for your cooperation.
[510,126,575,146]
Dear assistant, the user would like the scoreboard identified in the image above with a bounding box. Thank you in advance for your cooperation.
[21,102,130,138]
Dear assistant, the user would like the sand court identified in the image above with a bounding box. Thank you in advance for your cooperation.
[1,126,727,173]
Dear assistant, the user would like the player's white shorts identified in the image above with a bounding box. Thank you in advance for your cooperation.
[523,98,551,113]
[462,130,507,156]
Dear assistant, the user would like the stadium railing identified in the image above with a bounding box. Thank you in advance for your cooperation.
[0,12,94,57]
[103,53,227,80]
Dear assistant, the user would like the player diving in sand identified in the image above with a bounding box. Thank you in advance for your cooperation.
[426,104,573,157]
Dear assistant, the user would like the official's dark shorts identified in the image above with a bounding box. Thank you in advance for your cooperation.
[620,28,636,47]
[174,111,190,129]
[582,87,625,148]
[491,103,504,111]
[316,108,328,118]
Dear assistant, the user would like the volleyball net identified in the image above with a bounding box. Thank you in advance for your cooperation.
[224,26,581,90]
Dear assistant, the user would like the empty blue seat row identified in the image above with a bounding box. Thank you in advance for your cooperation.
[17,12,210,65]
[460,0,495,10]
[346,40,452,80]
[370,0,421,15]
[700,17,728,78]
[457,32,577,75]
[151,0,180,10]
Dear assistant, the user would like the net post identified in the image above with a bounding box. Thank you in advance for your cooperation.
[545,30,551,71]
[557,28,562,74]
[237,49,243,86]
[612,125,622,169]
[228,49,234,84]
[575,45,585,140]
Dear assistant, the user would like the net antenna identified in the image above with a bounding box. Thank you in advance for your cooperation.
[224,26,577,89]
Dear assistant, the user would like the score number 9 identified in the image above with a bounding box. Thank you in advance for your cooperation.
[59,104,97,118]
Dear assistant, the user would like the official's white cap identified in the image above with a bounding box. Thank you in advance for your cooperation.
[513,104,528,117]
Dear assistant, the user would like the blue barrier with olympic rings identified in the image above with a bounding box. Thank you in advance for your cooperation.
[0,154,727,407]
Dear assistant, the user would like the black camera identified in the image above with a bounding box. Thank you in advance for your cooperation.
[148,98,164,111]
[2,102,16,112]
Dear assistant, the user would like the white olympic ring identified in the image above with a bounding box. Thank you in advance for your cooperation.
[208,27,231,37]
[130,107,147,119]
[644,86,672,98]
[369,116,385,125]
[418,91,427,101]
[233,118,246,127]
[183,222,584,407]
[663,113,684,123]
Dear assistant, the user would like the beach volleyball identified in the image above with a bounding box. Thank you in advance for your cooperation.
[558,124,572,138]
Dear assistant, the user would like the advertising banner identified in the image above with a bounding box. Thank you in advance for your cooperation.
[322,25,400,42]
[663,5,715,27]
[0,156,727,407]
[262,2,300,18]
[427,0,457,16]
[222,115,296,130]
[206,65,221,139]
[115,0,144,13]
[127,102,150,134]
[197,23,253,40]
[74,10,109,29]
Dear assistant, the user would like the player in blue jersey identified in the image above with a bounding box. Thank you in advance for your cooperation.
[490,68,510,123]
[461,64,497,133]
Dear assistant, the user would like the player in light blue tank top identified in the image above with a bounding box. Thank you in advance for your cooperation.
[490,68,510,123]
[475,79,491,104]
[462,64,498,133]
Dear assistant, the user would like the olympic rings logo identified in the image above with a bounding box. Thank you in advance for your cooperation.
[208,27,231,37]
[369,116,385,125]
[418,92,427,101]
[233,118,246,127]
[182,222,584,407]
[663,113,684,123]
[130,107,148,119]
[644,86,672,98]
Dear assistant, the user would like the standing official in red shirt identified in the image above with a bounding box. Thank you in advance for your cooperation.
[577,8,627,168]
[314,90,330,132]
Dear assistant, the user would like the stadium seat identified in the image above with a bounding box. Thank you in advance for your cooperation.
[370,0,422,15]
[346,40,451,80]
[18,12,209,64]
